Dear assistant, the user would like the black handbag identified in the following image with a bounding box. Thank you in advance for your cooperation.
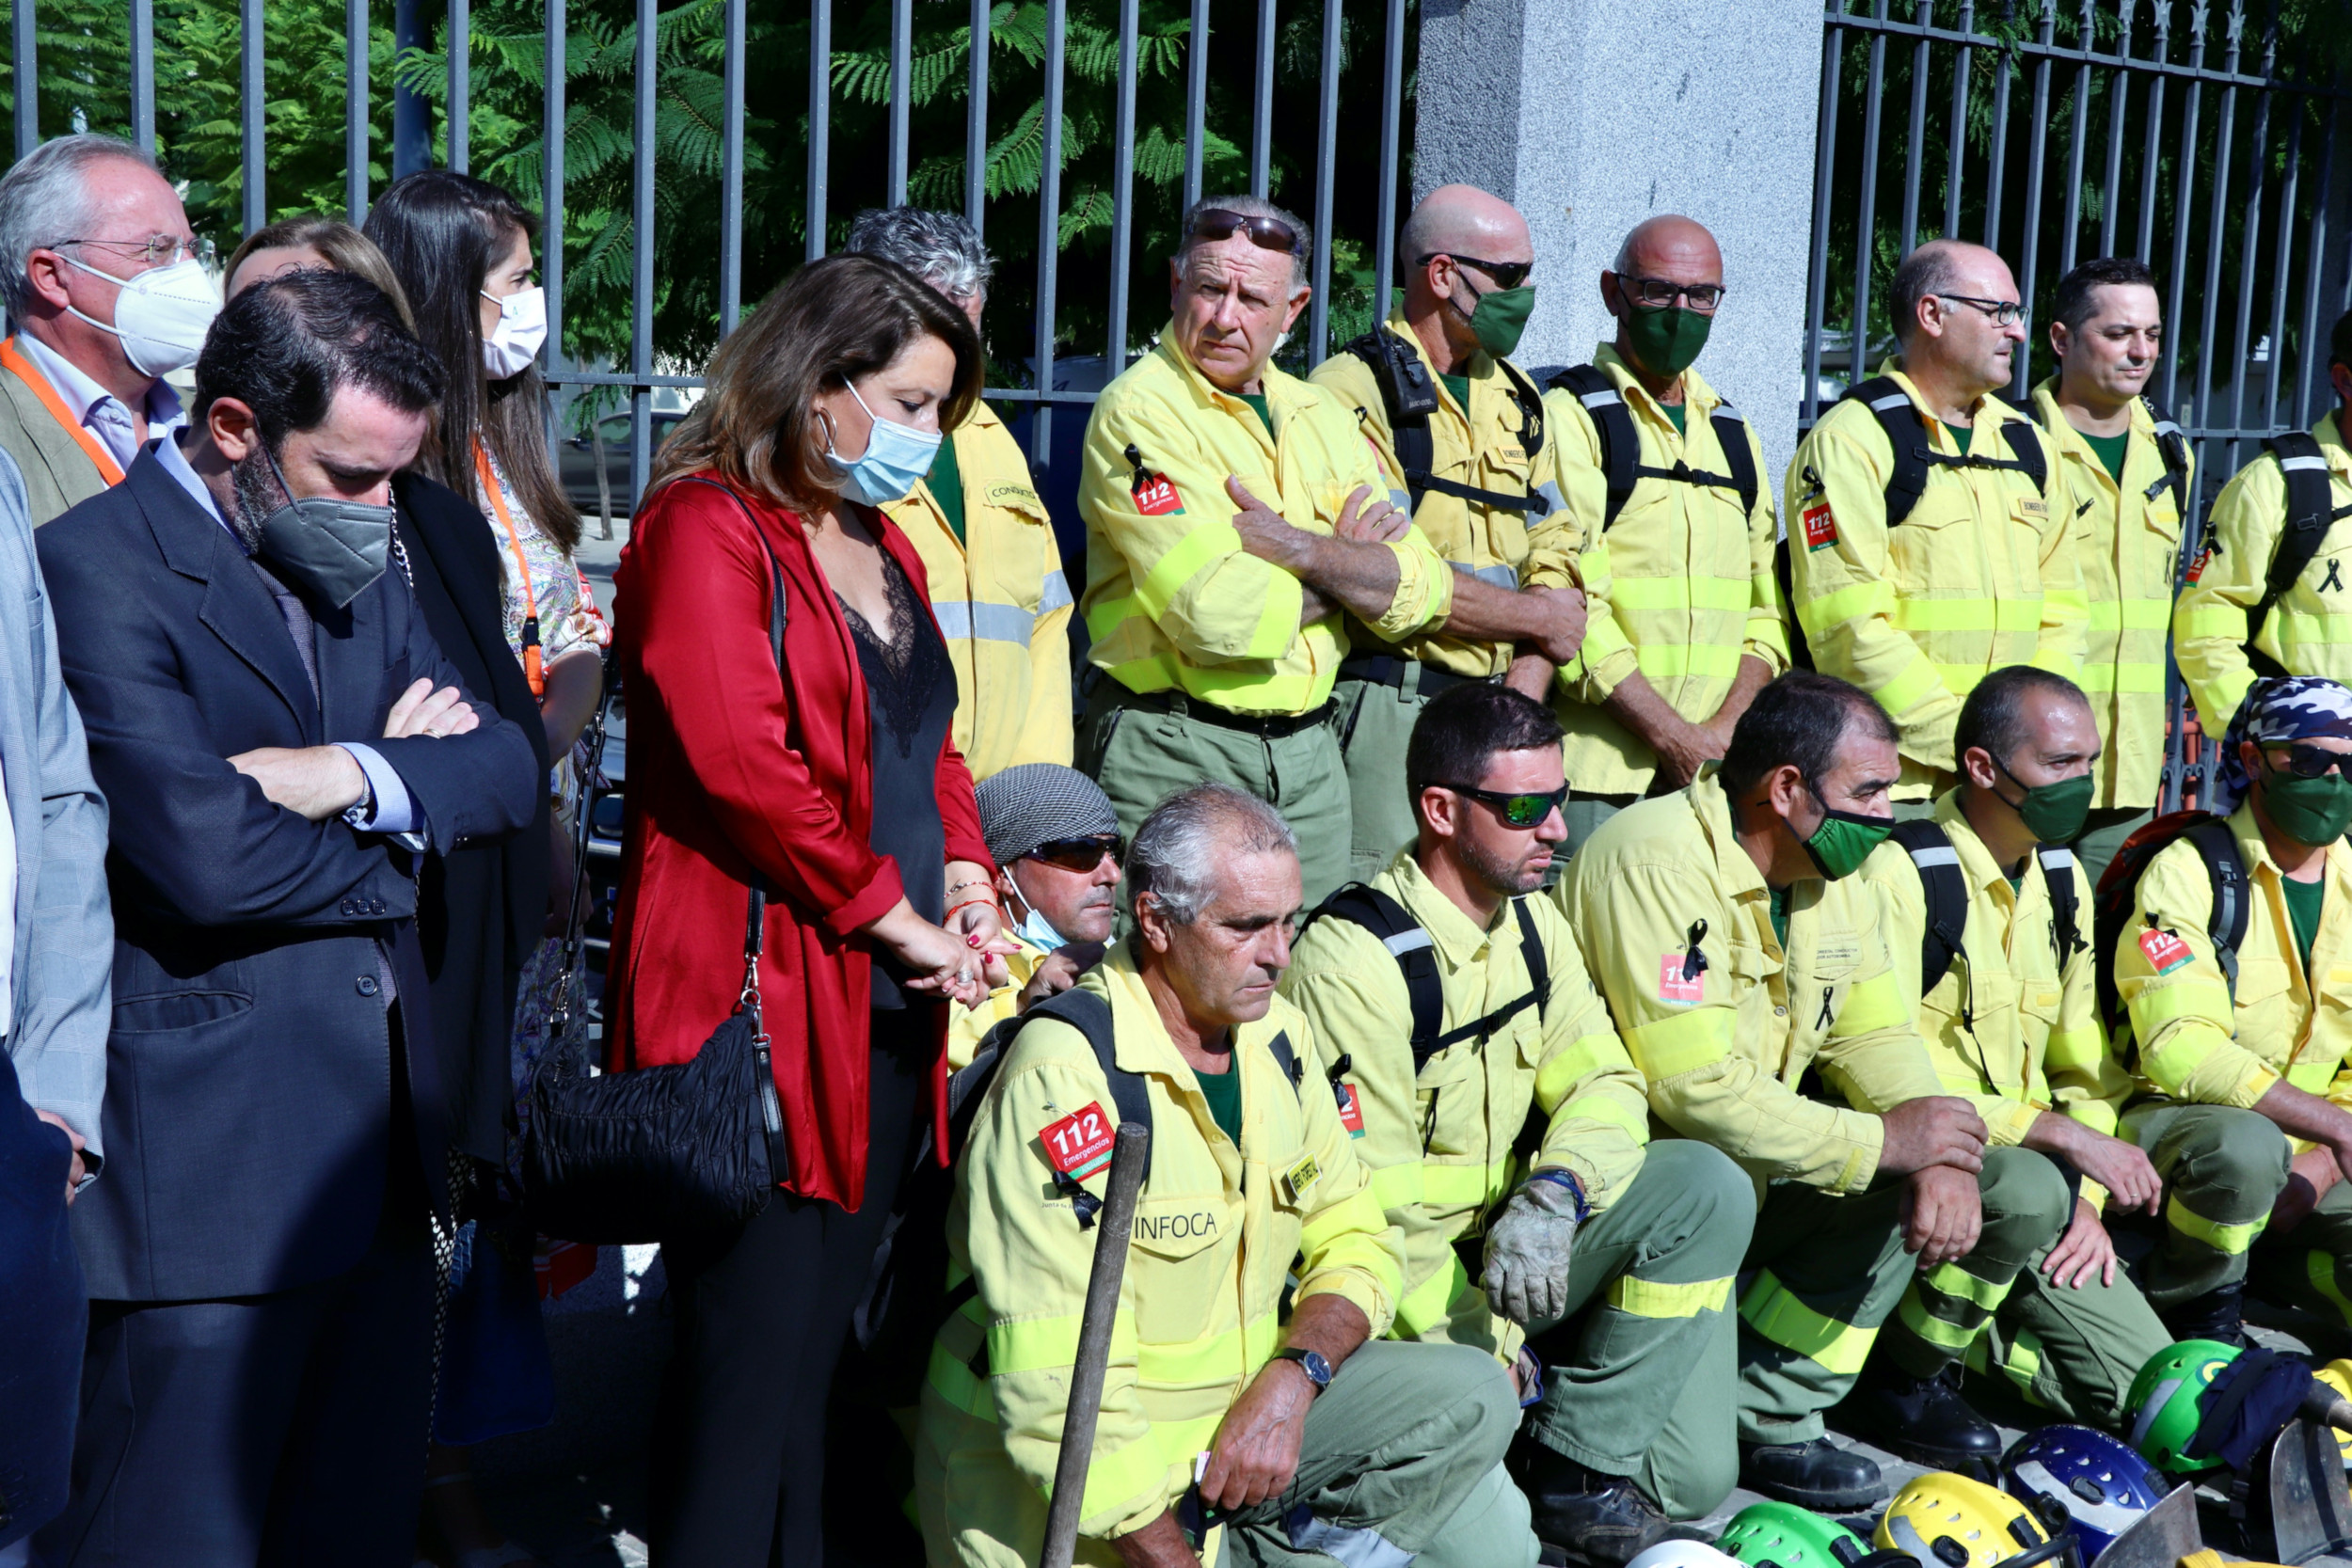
[520,482,790,1243]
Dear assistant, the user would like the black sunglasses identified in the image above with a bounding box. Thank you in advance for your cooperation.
[1188,208,1301,256]
[2262,743,2351,781]
[1441,783,1569,829]
[1418,252,1534,291]
[1025,834,1122,872]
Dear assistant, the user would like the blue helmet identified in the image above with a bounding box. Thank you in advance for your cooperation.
[1998,1425,2168,1560]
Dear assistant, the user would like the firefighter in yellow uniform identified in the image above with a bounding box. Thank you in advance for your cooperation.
[1076,198,1456,907]
[1562,673,2010,1509]
[1857,667,2169,1427]
[1282,684,1750,1566]
[1308,184,1583,878]
[2029,258,2195,886]
[1787,241,2086,809]
[850,208,1075,777]
[2112,675,2352,1348]
[916,784,1534,1568]
[2171,309,2352,740]
[1547,215,1789,852]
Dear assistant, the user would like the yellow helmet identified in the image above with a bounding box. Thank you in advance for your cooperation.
[1874,1472,2070,1568]
[2317,1359,2352,1466]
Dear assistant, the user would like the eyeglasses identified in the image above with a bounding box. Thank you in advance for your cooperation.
[2263,743,2351,780]
[1937,293,2028,328]
[1187,208,1301,256]
[1419,253,1534,292]
[1622,277,1725,312]
[55,234,215,269]
[1025,835,1122,873]
[1441,783,1569,829]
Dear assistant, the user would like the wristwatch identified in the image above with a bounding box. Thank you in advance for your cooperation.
[1272,1346,1333,1394]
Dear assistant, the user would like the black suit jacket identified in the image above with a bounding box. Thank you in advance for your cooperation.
[37,451,539,1301]
[394,472,553,1165]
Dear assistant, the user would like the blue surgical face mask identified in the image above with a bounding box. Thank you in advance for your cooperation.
[1014,903,1068,954]
[823,377,943,507]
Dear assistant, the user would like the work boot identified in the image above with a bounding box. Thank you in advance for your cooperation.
[1510,1440,1712,1568]
[1842,1361,2001,1476]
[1736,1435,1888,1511]
[2160,1281,2250,1348]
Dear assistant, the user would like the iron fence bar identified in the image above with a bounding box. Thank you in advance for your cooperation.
[721,0,744,335]
[2012,0,2056,397]
[888,0,911,207]
[1899,0,1930,256]
[2262,95,2300,438]
[2059,0,2091,275]
[242,0,266,232]
[2134,4,2168,263]
[449,0,469,172]
[2157,2,2206,413]
[1183,0,1209,212]
[1030,0,1066,467]
[967,0,990,233]
[630,0,656,507]
[1944,0,1973,238]
[2291,88,2338,431]
[13,0,35,160]
[1851,0,1891,386]
[2220,2,2271,473]
[1824,7,2350,95]
[346,0,369,221]
[544,0,565,385]
[1106,0,1138,373]
[2099,0,2131,257]
[2189,0,2236,459]
[1983,2,2015,245]
[1805,21,1845,423]
[131,0,156,157]
[1308,0,1340,365]
[546,371,710,388]
[1251,0,1276,199]
[807,0,831,261]
[1373,0,1405,321]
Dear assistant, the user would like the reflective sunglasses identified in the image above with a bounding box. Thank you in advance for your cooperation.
[2262,742,2352,780]
[1187,208,1301,256]
[1623,276,1725,311]
[1025,834,1122,872]
[1443,783,1569,829]
[1418,253,1534,291]
[1937,292,2028,328]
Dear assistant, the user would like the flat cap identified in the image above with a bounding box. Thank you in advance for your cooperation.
[975,763,1120,867]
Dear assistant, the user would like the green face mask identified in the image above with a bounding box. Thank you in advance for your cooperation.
[1460,282,1535,358]
[1625,303,1712,377]
[2262,768,2352,847]
[1993,758,2095,844]
[1799,787,1893,880]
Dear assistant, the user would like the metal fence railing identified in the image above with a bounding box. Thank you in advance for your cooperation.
[1804,0,2351,810]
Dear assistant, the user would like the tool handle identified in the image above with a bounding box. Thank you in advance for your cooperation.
[2301,1385,2352,1434]
[1041,1122,1152,1568]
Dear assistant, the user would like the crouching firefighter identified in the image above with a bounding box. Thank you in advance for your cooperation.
[915,783,1537,1568]
[1857,665,2170,1437]
[2106,675,2352,1349]
[1559,672,1999,1512]
[1282,684,1752,1566]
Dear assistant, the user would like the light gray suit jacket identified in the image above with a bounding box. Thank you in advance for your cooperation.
[0,443,111,1160]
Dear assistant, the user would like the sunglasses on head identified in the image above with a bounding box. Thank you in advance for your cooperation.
[1417,253,1534,292]
[1443,783,1569,829]
[1025,834,1122,872]
[1188,208,1301,256]
[2263,742,2351,780]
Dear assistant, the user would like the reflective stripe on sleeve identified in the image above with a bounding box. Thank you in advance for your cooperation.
[933,599,1048,644]
[1624,1008,1735,1081]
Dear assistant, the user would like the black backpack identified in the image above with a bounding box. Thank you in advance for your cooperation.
[2138,394,2197,517]
[1778,377,2052,671]
[2090,810,2252,1046]
[1341,328,1550,518]
[1544,363,1761,531]
[1301,882,1551,1075]
[1886,820,2084,1009]
[2243,429,2352,680]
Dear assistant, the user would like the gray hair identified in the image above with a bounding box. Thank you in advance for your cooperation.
[0,134,160,321]
[1128,783,1297,926]
[843,206,993,305]
[1174,195,1311,291]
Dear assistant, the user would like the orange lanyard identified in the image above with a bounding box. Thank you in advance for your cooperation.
[474,440,545,697]
[0,337,128,485]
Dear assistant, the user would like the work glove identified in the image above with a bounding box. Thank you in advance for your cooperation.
[1482,1174,1582,1327]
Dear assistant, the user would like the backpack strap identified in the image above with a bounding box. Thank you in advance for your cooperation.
[1891,819,1971,998]
[1025,987,1153,1174]
[1836,377,2048,527]
[2035,844,2084,966]
[1549,365,1640,529]
[2183,816,2250,1000]
[1302,883,1445,1067]
[1347,330,1547,517]
[2247,430,2350,678]
[2139,394,2194,513]
[1711,404,1762,520]
[1512,897,1550,1017]
[1496,357,1548,465]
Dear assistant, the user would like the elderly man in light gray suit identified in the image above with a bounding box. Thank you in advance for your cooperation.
[0,436,111,1564]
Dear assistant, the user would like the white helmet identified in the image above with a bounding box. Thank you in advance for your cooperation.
[1629,1544,1744,1568]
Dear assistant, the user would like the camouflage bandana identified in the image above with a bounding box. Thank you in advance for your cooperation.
[2212,675,2352,815]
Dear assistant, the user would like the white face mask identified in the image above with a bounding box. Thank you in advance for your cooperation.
[1013,903,1068,954]
[480,284,548,379]
[57,252,221,378]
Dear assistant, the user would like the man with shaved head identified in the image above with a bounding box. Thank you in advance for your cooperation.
[1785,238,2086,811]
[1310,183,1590,879]
[1076,197,1467,905]
[1543,215,1789,853]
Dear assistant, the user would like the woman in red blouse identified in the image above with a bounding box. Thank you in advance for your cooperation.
[608,254,1007,1565]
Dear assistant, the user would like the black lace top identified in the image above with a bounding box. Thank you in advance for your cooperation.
[840,551,957,1009]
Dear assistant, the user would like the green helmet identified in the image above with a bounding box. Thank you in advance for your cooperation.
[2124,1338,2241,1474]
[1718,1501,1869,1568]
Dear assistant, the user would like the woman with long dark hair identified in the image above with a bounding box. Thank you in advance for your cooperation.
[610,252,1007,1564]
